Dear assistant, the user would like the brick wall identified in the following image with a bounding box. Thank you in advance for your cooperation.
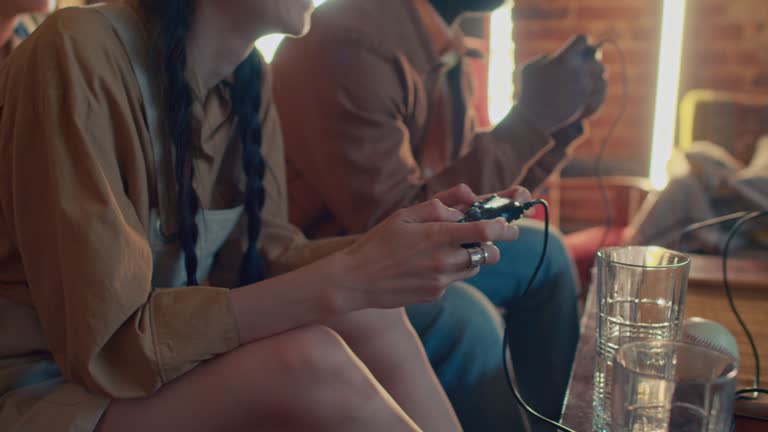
[512,0,768,176]
[681,1,768,96]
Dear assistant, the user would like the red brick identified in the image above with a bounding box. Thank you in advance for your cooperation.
[577,5,656,21]
[513,4,570,21]
[629,25,658,41]
[515,26,583,43]
[687,23,744,42]
[682,49,728,68]
[752,73,768,89]
[683,70,749,91]
[591,114,650,130]
[602,46,657,67]
[729,50,759,65]
[688,2,728,19]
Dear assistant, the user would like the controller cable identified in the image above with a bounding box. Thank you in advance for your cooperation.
[594,39,628,250]
[500,207,767,431]
[498,39,629,432]
[723,211,767,401]
[502,199,578,432]
[679,212,768,400]
[677,211,751,252]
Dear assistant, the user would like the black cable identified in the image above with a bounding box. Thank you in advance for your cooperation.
[722,211,768,401]
[502,200,577,432]
[595,39,628,250]
[677,211,750,252]
[678,213,768,416]
[736,388,768,396]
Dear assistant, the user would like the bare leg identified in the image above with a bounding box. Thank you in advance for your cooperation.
[325,308,463,432]
[95,326,421,432]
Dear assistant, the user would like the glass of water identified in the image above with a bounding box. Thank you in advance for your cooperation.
[592,246,690,431]
[611,340,737,432]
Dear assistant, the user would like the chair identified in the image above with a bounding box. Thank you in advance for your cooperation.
[678,89,768,165]
[551,89,768,286]
[547,176,653,286]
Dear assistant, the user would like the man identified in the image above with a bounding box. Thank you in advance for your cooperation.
[272,0,606,430]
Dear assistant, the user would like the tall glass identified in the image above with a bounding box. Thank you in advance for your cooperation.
[592,246,690,431]
[611,340,737,432]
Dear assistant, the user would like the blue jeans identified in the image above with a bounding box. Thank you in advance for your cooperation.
[406,220,580,432]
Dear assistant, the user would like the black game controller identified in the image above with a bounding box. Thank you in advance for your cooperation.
[460,195,530,224]
[459,195,537,249]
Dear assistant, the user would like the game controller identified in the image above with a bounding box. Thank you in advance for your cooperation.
[459,195,532,224]
[459,195,539,248]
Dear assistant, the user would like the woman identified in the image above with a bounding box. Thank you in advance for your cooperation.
[0,0,519,431]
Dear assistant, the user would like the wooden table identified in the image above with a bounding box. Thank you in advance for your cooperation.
[560,255,768,431]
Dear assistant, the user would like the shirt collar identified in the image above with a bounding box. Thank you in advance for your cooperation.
[412,0,467,68]
[186,67,233,104]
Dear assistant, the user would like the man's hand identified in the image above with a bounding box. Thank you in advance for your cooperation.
[516,35,607,134]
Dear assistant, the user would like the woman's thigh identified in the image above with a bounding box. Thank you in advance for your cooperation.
[95,325,416,432]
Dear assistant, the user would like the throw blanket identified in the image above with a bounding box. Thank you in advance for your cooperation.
[629,137,768,253]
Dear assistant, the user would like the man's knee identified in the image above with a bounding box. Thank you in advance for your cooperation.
[517,220,573,278]
[408,282,502,341]
[408,283,504,382]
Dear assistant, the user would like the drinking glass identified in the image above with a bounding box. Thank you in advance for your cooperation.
[611,340,737,432]
[592,246,691,431]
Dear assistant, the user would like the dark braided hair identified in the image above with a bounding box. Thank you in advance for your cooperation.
[139,0,267,286]
[232,52,268,284]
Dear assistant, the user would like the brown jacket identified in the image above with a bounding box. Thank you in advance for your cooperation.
[273,0,579,238]
[0,6,351,409]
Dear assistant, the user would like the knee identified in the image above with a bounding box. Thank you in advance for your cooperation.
[223,327,386,429]
[330,307,416,348]
[270,326,360,380]
[424,283,503,352]
[419,283,504,382]
[544,226,573,275]
[253,326,381,405]
[518,221,572,275]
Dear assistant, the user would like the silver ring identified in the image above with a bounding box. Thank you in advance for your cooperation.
[479,246,489,266]
[466,246,488,269]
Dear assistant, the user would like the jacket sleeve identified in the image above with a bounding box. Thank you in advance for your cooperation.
[0,10,239,398]
[273,37,563,234]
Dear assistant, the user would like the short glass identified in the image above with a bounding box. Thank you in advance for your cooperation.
[611,340,737,432]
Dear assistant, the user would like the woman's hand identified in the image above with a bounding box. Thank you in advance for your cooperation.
[433,183,533,210]
[334,198,519,311]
